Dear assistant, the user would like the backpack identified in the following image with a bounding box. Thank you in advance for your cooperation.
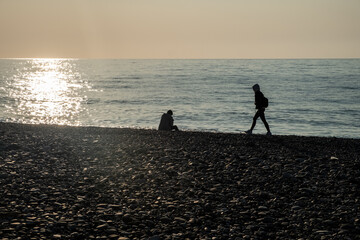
[263,97,269,108]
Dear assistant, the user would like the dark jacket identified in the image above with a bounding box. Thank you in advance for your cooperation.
[158,113,174,131]
[255,91,266,109]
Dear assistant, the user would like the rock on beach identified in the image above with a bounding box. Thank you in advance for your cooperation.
[0,122,359,239]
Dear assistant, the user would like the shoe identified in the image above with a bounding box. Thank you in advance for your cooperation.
[266,131,272,136]
[245,130,252,135]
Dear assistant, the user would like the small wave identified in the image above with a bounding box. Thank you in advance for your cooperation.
[338,86,359,90]
[100,85,132,89]
[112,76,142,80]
[104,100,129,104]
[0,96,16,103]
[85,98,101,104]
[104,100,145,105]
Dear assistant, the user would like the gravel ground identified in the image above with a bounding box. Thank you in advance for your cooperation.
[0,123,359,239]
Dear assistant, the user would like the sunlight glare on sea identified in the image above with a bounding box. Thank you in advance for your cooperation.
[4,59,89,125]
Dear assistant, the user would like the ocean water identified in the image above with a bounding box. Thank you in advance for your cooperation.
[0,58,359,138]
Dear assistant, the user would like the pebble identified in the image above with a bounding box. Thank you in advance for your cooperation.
[0,122,359,239]
[291,206,302,211]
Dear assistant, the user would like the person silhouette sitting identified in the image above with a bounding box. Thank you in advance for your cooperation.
[245,84,272,136]
[158,110,179,131]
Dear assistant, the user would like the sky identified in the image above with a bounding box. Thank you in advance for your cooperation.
[0,0,359,59]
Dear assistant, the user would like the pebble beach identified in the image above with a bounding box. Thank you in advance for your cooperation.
[0,122,359,239]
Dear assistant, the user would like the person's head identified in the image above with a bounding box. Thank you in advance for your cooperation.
[167,110,173,115]
[252,84,260,92]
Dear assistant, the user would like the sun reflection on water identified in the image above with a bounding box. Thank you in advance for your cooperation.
[7,58,89,125]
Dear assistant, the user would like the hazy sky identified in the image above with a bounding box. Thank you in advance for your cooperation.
[1,0,359,59]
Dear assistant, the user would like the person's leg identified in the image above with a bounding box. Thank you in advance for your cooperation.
[250,110,261,131]
[259,110,270,132]
[172,125,179,131]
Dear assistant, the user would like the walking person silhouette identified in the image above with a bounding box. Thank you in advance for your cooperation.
[245,84,272,136]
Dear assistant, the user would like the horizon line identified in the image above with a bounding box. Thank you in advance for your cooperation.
[1,57,360,60]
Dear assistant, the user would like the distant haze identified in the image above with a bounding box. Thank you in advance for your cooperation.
[1,0,359,59]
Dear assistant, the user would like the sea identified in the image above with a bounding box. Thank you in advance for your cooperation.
[0,59,359,139]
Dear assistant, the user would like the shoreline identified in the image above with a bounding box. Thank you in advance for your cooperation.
[1,121,359,140]
[1,122,359,239]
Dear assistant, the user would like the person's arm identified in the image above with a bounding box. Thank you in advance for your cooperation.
[254,92,260,108]
[170,117,174,128]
